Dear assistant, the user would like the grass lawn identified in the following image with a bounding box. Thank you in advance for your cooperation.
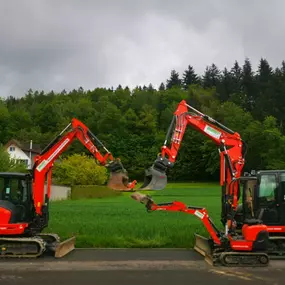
[44,182,223,248]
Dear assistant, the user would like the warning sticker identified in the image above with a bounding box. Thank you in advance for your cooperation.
[204,125,221,139]
[194,210,204,219]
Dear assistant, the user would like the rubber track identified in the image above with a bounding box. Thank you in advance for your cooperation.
[214,252,269,267]
[0,237,45,258]
[0,233,61,258]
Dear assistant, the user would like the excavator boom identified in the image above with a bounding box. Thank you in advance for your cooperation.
[139,100,246,230]
[140,100,245,192]
[33,118,137,215]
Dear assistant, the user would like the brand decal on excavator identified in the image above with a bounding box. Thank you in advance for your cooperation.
[204,125,221,139]
[194,210,204,219]
[36,138,70,172]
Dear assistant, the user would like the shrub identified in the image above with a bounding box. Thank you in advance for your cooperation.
[53,153,108,186]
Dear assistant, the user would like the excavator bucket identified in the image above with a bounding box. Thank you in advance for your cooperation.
[139,166,167,190]
[106,160,135,191]
[54,236,76,258]
[107,172,134,191]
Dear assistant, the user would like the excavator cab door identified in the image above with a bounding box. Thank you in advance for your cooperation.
[254,172,280,225]
[239,176,258,221]
[0,172,33,223]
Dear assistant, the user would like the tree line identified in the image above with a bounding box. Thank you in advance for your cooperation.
[1,57,285,182]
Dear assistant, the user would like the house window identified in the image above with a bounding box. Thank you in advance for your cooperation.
[19,159,29,166]
[9,146,15,152]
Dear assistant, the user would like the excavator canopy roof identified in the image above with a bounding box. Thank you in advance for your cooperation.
[0,172,31,178]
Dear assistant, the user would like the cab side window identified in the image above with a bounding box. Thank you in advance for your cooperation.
[259,174,276,201]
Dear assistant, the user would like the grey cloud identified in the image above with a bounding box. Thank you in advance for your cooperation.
[0,0,284,98]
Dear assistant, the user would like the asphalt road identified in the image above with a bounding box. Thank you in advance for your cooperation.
[0,249,284,285]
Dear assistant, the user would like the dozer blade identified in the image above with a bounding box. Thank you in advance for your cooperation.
[194,233,215,266]
[54,236,76,258]
[139,167,167,190]
[107,172,134,191]
[194,233,212,256]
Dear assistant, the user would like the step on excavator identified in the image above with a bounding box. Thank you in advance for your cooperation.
[133,99,285,267]
[0,118,137,258]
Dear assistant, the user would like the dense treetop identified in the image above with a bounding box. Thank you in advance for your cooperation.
[1,57,285,182]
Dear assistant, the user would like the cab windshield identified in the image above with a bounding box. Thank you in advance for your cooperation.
[0,176,29,204]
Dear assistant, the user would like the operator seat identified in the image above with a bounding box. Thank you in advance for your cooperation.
[244,218,263,225]
[244,208,265,226]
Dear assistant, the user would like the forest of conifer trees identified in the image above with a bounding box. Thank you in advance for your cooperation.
[1,57,285,182]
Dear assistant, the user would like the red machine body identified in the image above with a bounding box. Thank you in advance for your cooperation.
[136,100,271,266]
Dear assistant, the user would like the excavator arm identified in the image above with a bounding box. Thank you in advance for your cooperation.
[131,192,222,245]
[139,100,247,231]
[32,118,137,215]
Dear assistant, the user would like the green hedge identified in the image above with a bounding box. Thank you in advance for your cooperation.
[71,185,122,199]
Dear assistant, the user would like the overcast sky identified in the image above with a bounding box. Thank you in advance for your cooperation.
[1,0,285,98]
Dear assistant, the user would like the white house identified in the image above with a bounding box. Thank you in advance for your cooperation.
[5,139,41,169]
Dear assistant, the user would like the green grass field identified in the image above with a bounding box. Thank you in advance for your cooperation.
[44,182,223,248]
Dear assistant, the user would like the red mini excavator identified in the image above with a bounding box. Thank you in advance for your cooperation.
[132,100,272,266]
[0,118,137,258]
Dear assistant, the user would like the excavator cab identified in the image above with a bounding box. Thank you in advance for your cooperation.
[139,156,173,190]
[236,170,285,228]
[0,172,34,225]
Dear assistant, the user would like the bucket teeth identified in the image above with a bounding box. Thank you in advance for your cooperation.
[54,236,76,258]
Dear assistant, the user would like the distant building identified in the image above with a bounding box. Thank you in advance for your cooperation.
[5,139,41,169]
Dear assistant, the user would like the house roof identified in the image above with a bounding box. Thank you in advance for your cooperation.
[5,139,41,154]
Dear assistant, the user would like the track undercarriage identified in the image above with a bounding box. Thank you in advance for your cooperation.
[194,234,269,267]
[265,236,285,259]
[0,233,75,258]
